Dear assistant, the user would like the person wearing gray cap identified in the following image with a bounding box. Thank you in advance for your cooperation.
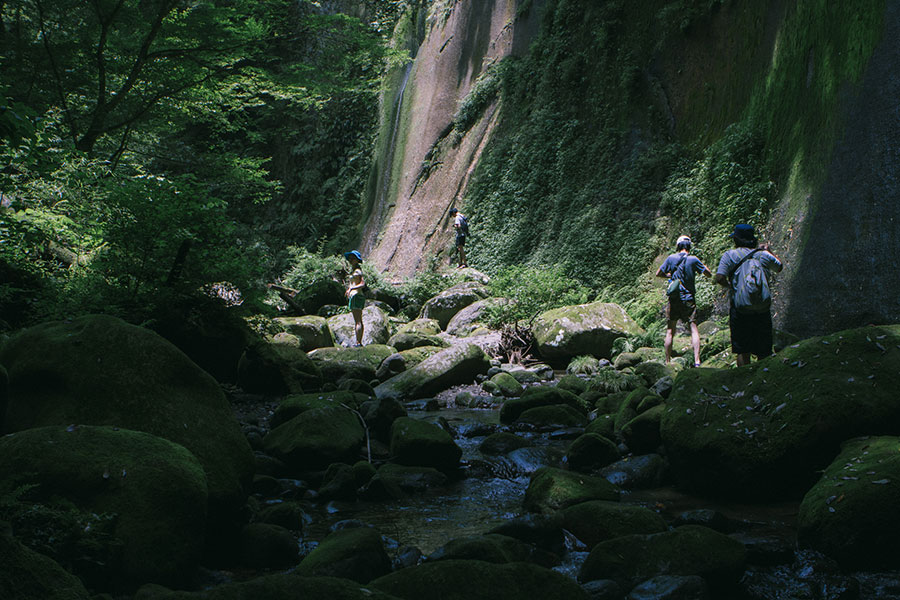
[656,234,711,367]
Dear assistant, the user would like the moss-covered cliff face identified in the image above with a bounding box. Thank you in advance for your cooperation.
[366,0,893,337]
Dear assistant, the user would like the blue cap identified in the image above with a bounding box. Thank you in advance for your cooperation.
[730,224,756,241]
[343,250,362,262]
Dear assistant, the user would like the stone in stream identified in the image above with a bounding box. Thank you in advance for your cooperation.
[389,416,461,471]
[270,390,363,429]
[374,343,490,401]
[505,446,565,475]
[0,532,92,600]
[626,575,709,600]
[359,397,408,443]
[375,346,445,380]
[598,454,668,490]
[499,386,586,424]
[523,467,620,514]
[237,337,323,394]
[419,281,488,329]
[489,370,524,397]
[359,463,448,499]
[532,301,644,364]
[237,523,298,569]
[262,405,365,472]
[386,330,449,352]
[564,433,620,473]
[273,315,334,351]
[620,404,664,455]
[296,526,392,583]
[661,325,900,500]
[308,344,396,385]
[479,431,532,456]
[558,500,667,550]
[427,533,538,564]
[515,404,588,429]
[138,573,403,599]
[327,305,391,346]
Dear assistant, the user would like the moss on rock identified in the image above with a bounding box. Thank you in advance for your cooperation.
[328,306,391,346]
[386,331,449,352]
[309,344,397,384]
[532,302,644,364]
[273,315,334,351]
[149,574,402,600]
[499,386,584,424]
[559,500,667,549]
[480,432,532,456]
[296,526,391,583]
[490,371,523,397]
[390,416,461,471]
[263,406,365,472]
[428,534,534,564]
[271,391,361,429]
[523,467,620,514]
[237,338,323,394]
[0,532,91,600]
[375,343,490,401]
[564,433,620,473]
[515,404,588,429]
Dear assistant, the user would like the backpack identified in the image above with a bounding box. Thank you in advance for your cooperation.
[457,214,469,236]
[729,249,771,314]
[666,254,689,298]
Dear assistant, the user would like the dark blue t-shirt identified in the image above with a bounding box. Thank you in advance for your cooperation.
[660,252,708,302]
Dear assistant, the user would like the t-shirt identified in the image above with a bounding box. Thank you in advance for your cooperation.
[454,214,467,235]
[660,252,708,302]
[716,248,783,301]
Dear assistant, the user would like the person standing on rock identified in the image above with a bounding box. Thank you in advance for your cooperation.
[449,207,468,269]
[344,250,366,347]
[656,235,712,367]
[714,224,783,366]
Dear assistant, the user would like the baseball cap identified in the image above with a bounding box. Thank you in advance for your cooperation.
[730,224,756,240]
[676,235,691,246]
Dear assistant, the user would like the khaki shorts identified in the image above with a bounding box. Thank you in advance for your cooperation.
[666,297,698,324]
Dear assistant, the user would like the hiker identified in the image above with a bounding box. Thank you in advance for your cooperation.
[656,235,712,367]
[714,224,783,366]
[344,250,365,346]
[449,207,468,268]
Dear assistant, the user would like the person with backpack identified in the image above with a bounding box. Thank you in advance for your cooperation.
[449,207,468,268]
[714,224,783,366]
[656,235,712,367]
[344,250,366,346]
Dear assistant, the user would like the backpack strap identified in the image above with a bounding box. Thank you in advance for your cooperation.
[671,253,688,278]
[727,248,760,288]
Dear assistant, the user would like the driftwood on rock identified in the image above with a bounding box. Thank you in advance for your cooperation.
[266,284,306,314]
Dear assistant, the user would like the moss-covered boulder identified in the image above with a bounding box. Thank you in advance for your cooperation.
[0,315,252,524]
[375,343,490,401]
[490,371,523,397]
[237,338,323,394]
[419,282,488,329]
[621,404,665,454]
[318,461,377,501]
[274,315,334,351]
[387,330,449,352]
[515,404,588,429]
[390,416,461,471]
[500,386,585,424]
[0,363,7,430]
[371,559,589,600]
[147,574,402,600]
[564,433,620,473]
[359,397,408,442]
[262,406,365,472]
[327,305,391,346]
[296,526,391,583]
[271,391,361,429]
[361,463,448,499]
[559,500,667,549]
[428,534,535,564]
[634,360,673,387]
[375,346,445,380]
[579,525,747,589]
[557,374,589,395]
[533,302,644,364]
[524,467,620,514]
[237,523,298,569]
[0,532,92,600]
[798,436,900,569]
[396,318,442,336]
[445,297,502,336]
[308,344,396,384]
[661,325,900,499]
[480,432,532,456]
[585,413,615,441]
[0,425,207,588]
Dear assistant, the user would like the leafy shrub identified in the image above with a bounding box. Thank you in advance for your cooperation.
[567,355,601,375]
[483,264,591,328]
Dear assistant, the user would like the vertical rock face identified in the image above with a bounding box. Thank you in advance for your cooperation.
[362,0,545,276]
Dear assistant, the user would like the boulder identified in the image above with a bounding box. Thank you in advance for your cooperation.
[500,386,585,424]
[0,532,92,600]
[390,416,462,471]
[375,343,490,401]
[445,297,502,336]
[143,574,401,600]
[532,302,644,364]
[798,435,900,568]
[507,446,565,475]
[490,371,523,397]
[621,404,664,454]
[375,346,445,380]
[0,425,207,588]
[480,432,532,456]
[559,500,667,549]
[271,391,362,428]
[523,467,620,514]
[308,344,396,384]
[237,338,323,394]
[515,404,588,429]
[579,525,747,589]
[419,282,488,329]
[238,523,298,569]
[371,559,589,600]
[661,325,900,499]
[627,575,709,600]
[0,315,252,524]
[274,315,334,350]
[359,397,408,442]
[599,454,668,490]
[327,306,391,346]
[557,374,589,394]
[361,463,448,499]
[296,526,391,583]
[262,406,365,472]
[396,318,442,336]
[428,534,535,564]
[386,331,449,352]
[565,433,620,472]
[318,461,377,501]
[254,501,308,532]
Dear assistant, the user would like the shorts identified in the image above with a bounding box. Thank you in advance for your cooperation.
[666,297,698,324]
[348,293,365,311]
[456,233,466,247]
[729,305,773,357]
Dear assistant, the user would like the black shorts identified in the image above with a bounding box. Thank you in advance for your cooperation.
[729,305,773,357]
[456,233,466,247]
[666,297,697,324]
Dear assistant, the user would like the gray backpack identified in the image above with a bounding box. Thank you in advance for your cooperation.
[730,249,771,314]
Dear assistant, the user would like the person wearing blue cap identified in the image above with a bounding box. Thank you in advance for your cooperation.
[344,250,365,346]
[656,234,711,367]
[714,224,783,366]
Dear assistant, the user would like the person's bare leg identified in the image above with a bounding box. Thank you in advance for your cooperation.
[690,322,701,366]
[352,309,364,346]
[736,352,751,366]
[459,245,467,268]
[664,320,677,364]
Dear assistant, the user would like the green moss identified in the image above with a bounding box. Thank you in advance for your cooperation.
[499,386,584,423]
[523,466,620,513]
[296,527,391,584]
[559,500,667,549]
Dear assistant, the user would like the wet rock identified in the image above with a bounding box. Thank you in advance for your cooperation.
[626,575,709,600]
[394,546,423,570]
[387,331,449,352]
[359,397,407,442]
[798,435,900,569]
[565,433,620,473]
[506,446,565,475]
[579,525,747,590]
[559,500,667,550]
[296,526,391,583]
[271,391,360,429]
[420,282,488,329]
[254,451,287,477]
[375,343,490,401]
[728,528,795,566]
[446,297,501,336]
[308,344,396,385]
[582,579,624,600]
[599,454,668,490]
[262,406,365,472]
[371,559,590,600]
[360,463,447,499]
[662,325,900,499]
[558,374,590,394]
[254,501,309,532]
[480,432,532,456]
[318,461,376,501]
[390,416,461,471]
[396,318,442,336]
[138,573,401,599]
[0,532,91,600]
[672,509,730,533]
[375,346,445,380]
[327,305,391,346]
[524,467,620,514]
[548,426,586,440]
[533,302,645,364]
[238,523,298,569]
[621,405,664,454]
[500,386,586,423]
[614,352,643,370]
[586,413,616,441]
[428,533,536,564]
[487,513,566,555]
[274,315,334,351]
[651,375,674,399]
[491,371,524,397]
[238,338,323,394]
[516,404,589,429]
[507,367,543,384]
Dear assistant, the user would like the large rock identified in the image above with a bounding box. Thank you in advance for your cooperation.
[428,534,535,564]
[419,282,488,329]
[293,278,346,315]
[0,425,208,588]
[271,391,362,429]
[445,297,503,336]
[500,386,585,424]
[328,306,391,346]
[387,330,449,352]
[579,525,747,589]
[361,463,448,499]
[390,416,462,471]
[237,338,323,394]
[798,436,900,569]
[396,318,442,336]
[0,315,253,523]
[523,467,620,514]
[296,527,391,584]
[262,406,365,472]
[0,532,92,600]
[145,574,402,600]
[308,344,396,384]
[532,302,644,364]
[661,325,900,499]
[375,346,445,380]
[375,343,490,401]
[559,500,667,549]
[564,433,620,472]
[371,559,589,600]
[274,315,334,350]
